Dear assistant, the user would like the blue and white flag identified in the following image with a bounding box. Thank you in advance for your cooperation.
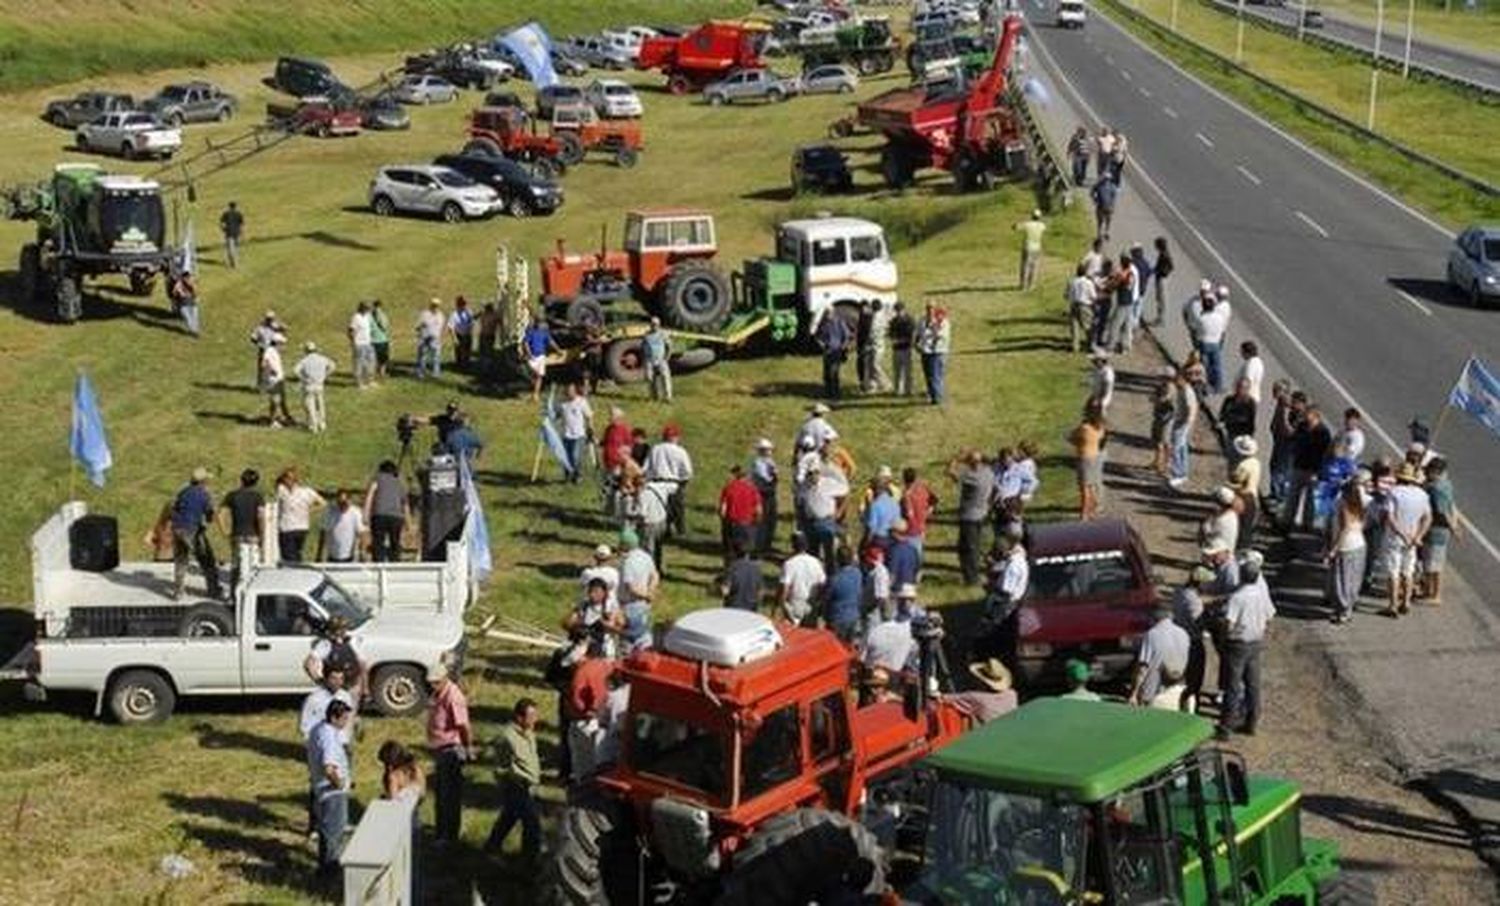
[70,372,113,487]
[539,384,570,473]
[498,22,558,88]
[178,218,197,275]
[1448,356,1500,441]
[459,456,493,584]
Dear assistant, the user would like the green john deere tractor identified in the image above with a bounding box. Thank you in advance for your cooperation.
[7,162,174,323]
[901,699,1373,905]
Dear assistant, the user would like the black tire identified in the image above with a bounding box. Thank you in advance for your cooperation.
[659,260,733,332]
[858,56,880,76]
[557,132,585,166]
[668,74,692,96]
[464,137,503,158]
[953,149,984,193]
[108,669,177,724]
[548,796,655,906]
[440,201,464,223]
[50,110,68,127]
[672,347,717,373]
[566,297,606,329]
[128,270,157,297]
[614,146,639,168]
[166,112,184,128]
[534,157,562,180]
[604,339,647,384]
[873,51,896,73]
[708,93,726,107]
[372,194,396,216]
[767,87,786,103]
[55,270,82,323]
[880,144,915,189]
[122,141,137,160]
[18,243,40,307]
[1317,872,1377,905]
[178,603,233,638]
[370,664,426,716]
[75,132,88,149]
[507,195,533,218]
[217,106,233,122]
[716,809,885,906]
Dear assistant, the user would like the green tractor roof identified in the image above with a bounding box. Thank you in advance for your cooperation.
[924,698,1215,803]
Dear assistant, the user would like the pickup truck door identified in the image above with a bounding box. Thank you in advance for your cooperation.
[240,592,319,692]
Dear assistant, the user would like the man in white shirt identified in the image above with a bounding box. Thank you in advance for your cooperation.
[580,544,620,609]
[617,530,659,610]
[779,532,827,625]
[259,339,294,429]
[1066,264,1096,353]
[347,302,375,387]
[416,298,445,379]
[293,341,337,434]
[558,382,595,483]
[299,663,356,743]
[645,424,694,538]
[1236,340,1264,404]
[1336,407,1367,461]
[1087,350,1115,416]
[1217,551,1275,739]
[308,699,354,874]
[793,403,838,458]
[318,490,366,562]
[1201,486,1241,552]
[1195,286,1233,395]
[1131,603,1190,710]
[1383,463,1432,616]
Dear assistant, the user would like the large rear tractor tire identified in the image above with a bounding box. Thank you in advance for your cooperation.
[54,269,82,323]
[565,297,606,329]
[1317,872,1377,905]
[547,796,660,906]
[18,243,41,307]
[604,338,647,384]
[715,808,886,906]
[557,132,585,167]
[659,260,733,333]
[463,137,503,158]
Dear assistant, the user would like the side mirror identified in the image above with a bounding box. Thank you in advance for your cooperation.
[1224,759,1250,807]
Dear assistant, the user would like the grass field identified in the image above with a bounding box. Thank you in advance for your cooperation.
[1099,0,1500,225]
[0,37,1095,905]
[1319,0,1500,58]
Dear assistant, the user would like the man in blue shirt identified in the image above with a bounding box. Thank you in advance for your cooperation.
[444,416,484,464]
[863,469,901,550]
[643,317,673,402]
[887,520,921,591]
[308,698,354,877]
[171,467,222,600]
[823,547,864,642]
[522,311,557,403]
[814,309,853,400]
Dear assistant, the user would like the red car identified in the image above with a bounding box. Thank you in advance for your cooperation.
[266,97,362,137]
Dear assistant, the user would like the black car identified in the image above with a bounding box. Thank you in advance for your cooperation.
[791,144,854,194]
[268,56,348,99]
[433,153,564,217]
[404,50,499,90]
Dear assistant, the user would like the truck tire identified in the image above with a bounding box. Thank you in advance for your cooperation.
[128,269,157,297]
[557,132,585,166]
[873,50,896,73]
[440,201,464,223]
[566,297,606,329]
[108,669,177,724]
[1317,872,1377,905]
[880,144,915,189]
[667,74,692,95]
[178,603,233,638]
[18,243,40,307]
[464,137,503,158]
[953,150,984,193]
[659,260,733,333]
[370,664,426,716]
[767,87,786,103]
[604,339,647,384]
[54,270,82,323]
[614,146,639,168]
[707,92,726,107]
[715,809,885,906]
[858,56,880,76]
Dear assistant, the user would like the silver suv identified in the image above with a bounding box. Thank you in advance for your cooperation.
[369,164,502,222]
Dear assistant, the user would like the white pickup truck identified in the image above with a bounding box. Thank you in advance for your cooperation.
[8,502,471,724]
[75,111,183,160]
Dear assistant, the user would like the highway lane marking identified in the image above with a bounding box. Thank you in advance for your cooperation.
[1121,69,1133,81]
[1025,16,1500,570]
[1293,210,1329,238]
[1140,87,1153,98]
[1195,131,1215,148]
[1162,106,1178,118]
[1235,165,1262,185]
[1104,53,1115,64]
[1395,290,1434,317]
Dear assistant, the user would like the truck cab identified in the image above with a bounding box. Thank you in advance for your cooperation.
[774,216,898,331]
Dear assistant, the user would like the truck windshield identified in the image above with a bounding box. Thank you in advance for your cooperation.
[630,710,728,801]
[99,191,165,251]
[1030,550,1137,600]
[311,579,372,628]
[912,782,1087,904]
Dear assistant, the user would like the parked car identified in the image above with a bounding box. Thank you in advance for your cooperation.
[75,112,182,160]
[600,29,644,60]
[434,152,565,218]
[484,89,527,111]
[703,68,802,105]
[358,94,411,130]
[536,83,586,118]
[800,63,859,94]
[266,98,362,137]
[392,74,459,105]
[911,8,963,34]
[404,50,503,90]
[1057,0,1088,28]
[584,78,644,118]
[137,81,236,127]
[268,56,346,99]
[790,143,854,194]
[42,91,134,129]
[369,164,502,221]
[463,46,518,81]
[560,35,633,70]
[1448,225,1500,307]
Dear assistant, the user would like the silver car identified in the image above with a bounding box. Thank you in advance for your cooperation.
[392,74,458,105]
[369,165,501,222]
[703,68,802,105]
[1448,225,1500,308]
[800,64,859,95]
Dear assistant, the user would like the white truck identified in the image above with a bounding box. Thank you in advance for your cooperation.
[774,215,899,330]
[75,111,183,160]
[7,502,471,724]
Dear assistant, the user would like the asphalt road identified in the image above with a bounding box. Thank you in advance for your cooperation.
[1223,0,1500,91]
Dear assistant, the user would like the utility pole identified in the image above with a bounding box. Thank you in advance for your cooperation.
[1236,0,1247,62]
[1367,0,1385,129]
[1171,0,1180,31]
[1402,0,1416,77]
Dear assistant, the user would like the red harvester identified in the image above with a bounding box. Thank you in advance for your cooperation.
[636,21,770,95]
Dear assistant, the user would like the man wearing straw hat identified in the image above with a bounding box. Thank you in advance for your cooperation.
[947,658,1019,723]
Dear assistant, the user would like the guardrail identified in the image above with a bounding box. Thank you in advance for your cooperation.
[1197,0,1500,103]
[1009,79,1074,211]
[1098,0,1500,199]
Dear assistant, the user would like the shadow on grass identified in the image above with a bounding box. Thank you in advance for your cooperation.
[0,269,182,327]
[163,792,284,828]
[192,720,305,762]
[177,821,327,898]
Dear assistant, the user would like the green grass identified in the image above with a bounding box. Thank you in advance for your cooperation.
[1319,0,1500,59]
[0,0,756,92]
[1100,0,1500,225]
[0,46,1095,902]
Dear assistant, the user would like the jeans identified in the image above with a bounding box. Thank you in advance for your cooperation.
[822,352,844,399]
[173,527,221,598]
[314,786,348,871]
[808,517,839,570]
[1219,640,1263,733]
[755,487,778,554]
[486,778,541,858]
[562,436,587,480]
[1105,301,1133,353]
[1069,304,1092,353]
[1283,468,1319,531]
[370,515,403,562]
[958,519,985,585]
[1071,154,1089,186]
[416,338,441,379]
[893,348,913,396]
[302,388,327,433]
[454,332,473,371]
[223,234,239,268]
[1091,302,1112,349]
[647,360,673,401]
[1151,275,1168,324]
[432,747,464,843]
[922,353,946,404]
[1200,340,1224,395]
[1169,425,1191,482]
[353,343,375,386]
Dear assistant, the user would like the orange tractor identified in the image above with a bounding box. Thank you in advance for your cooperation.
[548,608,969,905]
[463,106,569,178]
[549,104,643,169]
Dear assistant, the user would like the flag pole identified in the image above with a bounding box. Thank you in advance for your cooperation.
[1428,402,1453,451]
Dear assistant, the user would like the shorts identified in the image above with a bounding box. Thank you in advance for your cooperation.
[527,355,547,377]
[1421,526,1451,572]
[1382,535,1419,579]
[1077,455,1103,491]
[373,342,390,366]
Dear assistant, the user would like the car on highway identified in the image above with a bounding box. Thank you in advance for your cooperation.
[391,74,458,105]
[357,94,411,130]
[42,91,134,128]
[790,143,854,194]
[1299,7,1326,28]
[75,112,182,160]
[536,83,585,118]
[1449,225,1500,307]
[434,152,565,218]
[1057,0,1088,28]
[369,164,502,222]
[140,81,237,125]
[800,63,860,94]
[703,68,802,105]
[583,78,644,118]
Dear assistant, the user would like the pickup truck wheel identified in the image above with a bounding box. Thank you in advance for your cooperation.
[178,603,233,638]
[371,664,426,716]
[109,670,176,724]
[166,112,184,128]
[707,93,725,107]
[507,195,533,219]
[767,87,786,103]
[122,141,136,160]
[74,132,88,149]
[217,106,232,122]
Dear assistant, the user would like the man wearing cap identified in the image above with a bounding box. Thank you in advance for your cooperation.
[294,341,337,435]
[750,439,779,555]
[1013,209,1047,291]
[801,454,848,569]
[427,663,473,846]
[646,425,694,539]
[1060,659,1101,701]
[415,299,445,380]
[219,200,244,268]
[1201,486,1241,553]
[1131,601,1191,710]
[348,301,375,388]
[1382,463,1432,617]
[948,659,1018,723]
[814,307,854,400]
[1086,349,1115,416]
[794,404,838,459]
[1217,551,1275,739]
[259,333,294,429]
[779,532,826,625]
[171,468,222,600]
[718,464,762,563]
[1197,286,1232,395]
[566,577,623,658]
[948,450,996,586]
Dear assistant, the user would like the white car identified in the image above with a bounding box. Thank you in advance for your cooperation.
[369,164,502,221]
[1057,0,1088,28]
[584,79,644,118]
[392,74,458,105]
[75,111,182,160]
[467,47,518,80]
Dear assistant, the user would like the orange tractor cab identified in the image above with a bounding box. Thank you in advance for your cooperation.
[549,104,644,169]
[539,208,732,332]
[463,106,569,179]
[549,608,970,904]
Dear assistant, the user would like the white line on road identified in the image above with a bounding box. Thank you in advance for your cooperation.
[1163,106,1178,118]
[1121,69,1133,81]
[1104,53,1115,64]
[1293,210,1330,238]
[1195,131,1215,148]
[1395,289,1434,316]
[1139,87,1153,98]
[1235,165,1262,185]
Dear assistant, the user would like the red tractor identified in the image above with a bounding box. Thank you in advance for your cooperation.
[539,209,733,332]
[637,21,770,95]
[463,106,568,178]
[856,15,1027,191]
[549,104,644,169]
[549,608,969,905]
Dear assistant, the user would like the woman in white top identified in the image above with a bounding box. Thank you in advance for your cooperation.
[276,467,325,563]
[1324,481,1367,624]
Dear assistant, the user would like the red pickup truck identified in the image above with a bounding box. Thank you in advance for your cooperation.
[266,97,361,137]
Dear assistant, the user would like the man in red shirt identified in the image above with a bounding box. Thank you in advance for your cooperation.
[901,466,938,561]
[566,655,615,779]
[426,664,472,845]
[719,464,763,564]
[600,406,633,472]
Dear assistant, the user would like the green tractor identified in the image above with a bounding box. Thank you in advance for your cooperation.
[900,699,1372,905]
[801,18,899,76]
[7,162,174,323]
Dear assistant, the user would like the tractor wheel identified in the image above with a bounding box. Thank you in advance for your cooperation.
[128,270,157,297]
[873,51,896,73]
[565,297,606,329]
[614,146,639,168]
[715,809,885,906]
[557,132,585,167]
[18,243,40,307]
[659,260,733,333]
[546,795,660,906]
[1317,872,1377,905]
[953,150,984,193]
[604,339,647,384]
[667,74,692,96]
[463,137,503,158]
[880,144,915,189]
[672,347,717,374]
[54,269,82,324]
[858,56,880,76]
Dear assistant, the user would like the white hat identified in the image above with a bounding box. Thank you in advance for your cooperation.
[1199,279,1213,293]
[876,465,893,480]
[264,309,278,321]
[304,340,317,352]
[1214,486,1237,505]
[426,663,449,683]
[1240,550,1265,569]
[593,544,613,560]
[1233,435,1258,457]
[755,437,774,450]
[896,583,918,598]
[1089,346,1111,361]
[1215,284,1230,299]
[810,402,831,415]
